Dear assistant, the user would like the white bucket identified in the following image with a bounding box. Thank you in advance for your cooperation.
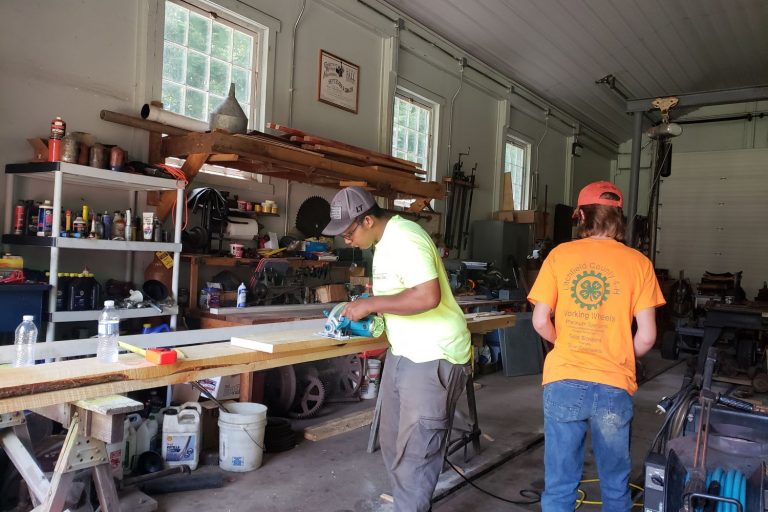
[218,402,268,472]
[366,359,381,380]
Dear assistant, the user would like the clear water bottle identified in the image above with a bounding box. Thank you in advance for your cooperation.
[97,300,120,363]
[13,315,38,367]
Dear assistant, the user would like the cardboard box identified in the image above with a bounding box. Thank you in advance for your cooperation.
[200,400,221,450]
[316,284,348,303]
[350,276,371,287]
[172,374,241,403]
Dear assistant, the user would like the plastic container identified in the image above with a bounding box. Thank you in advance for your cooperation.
[97,300,119,363]
[123,413,142,475]
[68,273,101,311]
[361,359,381,400]
[13,315,38,367]
[136,413,158,459]
[218,402,267,472]
[162,402,202,470]
[237,282,247,308]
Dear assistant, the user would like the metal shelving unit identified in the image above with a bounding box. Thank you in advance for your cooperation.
[3,162,185,341]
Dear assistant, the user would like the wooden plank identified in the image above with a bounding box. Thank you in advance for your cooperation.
[156,151,210,221]
[0,338,388,414]
[302,143,423,174]
[161,131,444,198]
[74,395,143,415]
[465,313,516,333]
[230,328,378,353]
[304,408,375,441]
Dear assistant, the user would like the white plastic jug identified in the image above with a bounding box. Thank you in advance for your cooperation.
[123,413,142,474]
[162,402,202,470]
[136,414,158,457]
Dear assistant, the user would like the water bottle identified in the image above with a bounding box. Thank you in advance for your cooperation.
[13,315,38,367]
[97,300,120,363]
[237,282,247,308]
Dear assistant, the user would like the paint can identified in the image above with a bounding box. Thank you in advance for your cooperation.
[60,134,79,163]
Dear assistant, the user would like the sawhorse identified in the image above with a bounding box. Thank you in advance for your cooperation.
[0,395,147,512]
[366,369,481,464]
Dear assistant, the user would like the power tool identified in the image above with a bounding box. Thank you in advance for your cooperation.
[319,302,385,340]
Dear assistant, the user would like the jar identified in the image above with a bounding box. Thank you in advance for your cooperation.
[73,216,87,237]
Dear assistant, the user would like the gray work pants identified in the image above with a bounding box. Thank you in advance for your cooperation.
[379,352,469,512]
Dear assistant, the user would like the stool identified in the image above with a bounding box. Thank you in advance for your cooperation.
[367,369,481,466]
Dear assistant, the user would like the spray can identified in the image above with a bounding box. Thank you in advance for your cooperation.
[48,117,66,162]
[125,209,133,241]
[13,203,25,235]
[37,200,54,237]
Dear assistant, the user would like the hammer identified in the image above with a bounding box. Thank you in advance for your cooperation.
[118,341,185,365]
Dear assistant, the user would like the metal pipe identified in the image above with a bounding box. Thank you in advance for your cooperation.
[287,0,307,126]
[626,111,643,245]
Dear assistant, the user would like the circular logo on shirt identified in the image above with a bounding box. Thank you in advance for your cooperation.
[570,271,610,310]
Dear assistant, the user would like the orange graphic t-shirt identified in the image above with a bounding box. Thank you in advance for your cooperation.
[528,238,666,395]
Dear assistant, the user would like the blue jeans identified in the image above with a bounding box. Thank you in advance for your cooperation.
[542,380,634,512]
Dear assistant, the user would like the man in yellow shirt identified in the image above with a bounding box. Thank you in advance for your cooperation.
[322,187,470,512]
[528,181,665,511]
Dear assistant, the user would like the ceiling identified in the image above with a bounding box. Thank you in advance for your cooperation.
[384,0,768,143]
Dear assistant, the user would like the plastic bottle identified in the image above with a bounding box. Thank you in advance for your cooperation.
[102,211,112,240]
[13,315,38,367]
[136,413,158,457]
[237,282,247,308]
[97,300,120,363]
[123,413,141,475]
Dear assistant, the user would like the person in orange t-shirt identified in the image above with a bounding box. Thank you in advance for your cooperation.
[528,181,665,512]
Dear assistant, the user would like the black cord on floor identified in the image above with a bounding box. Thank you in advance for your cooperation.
[443,456,541,506]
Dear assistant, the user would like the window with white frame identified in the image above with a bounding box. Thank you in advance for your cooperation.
[162,0,264,180]
[392,93,434,174]
[503,138,530,210]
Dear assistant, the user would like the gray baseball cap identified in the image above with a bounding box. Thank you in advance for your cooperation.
[322,186,376,236]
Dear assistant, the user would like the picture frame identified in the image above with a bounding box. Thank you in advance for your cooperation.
[317,50,360,114]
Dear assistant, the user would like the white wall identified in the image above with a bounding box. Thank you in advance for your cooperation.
[0,0,617,284]
[617,101,768,294]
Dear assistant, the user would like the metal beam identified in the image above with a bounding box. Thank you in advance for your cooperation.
[626,86,768,113]
[626,112,643,244]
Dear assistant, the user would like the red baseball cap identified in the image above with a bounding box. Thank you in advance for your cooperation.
[573,181,623,218]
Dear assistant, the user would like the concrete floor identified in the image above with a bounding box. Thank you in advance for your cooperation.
[149,350,685,512]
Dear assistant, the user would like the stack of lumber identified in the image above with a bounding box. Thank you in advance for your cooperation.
[266,123,426,183]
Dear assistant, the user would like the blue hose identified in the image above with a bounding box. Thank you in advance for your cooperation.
[687,467,745,512]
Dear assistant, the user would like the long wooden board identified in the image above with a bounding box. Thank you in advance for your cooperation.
[0,338,387,414]
[230,328,376,353]
[304,408,375,441]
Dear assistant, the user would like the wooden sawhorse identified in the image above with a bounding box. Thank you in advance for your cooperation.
[0,395,145,512]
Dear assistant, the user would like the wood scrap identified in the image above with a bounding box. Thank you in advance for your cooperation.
[231,328,374,353]
[303,408,375,441]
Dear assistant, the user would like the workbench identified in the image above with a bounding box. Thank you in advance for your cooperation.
[0,314,513,511]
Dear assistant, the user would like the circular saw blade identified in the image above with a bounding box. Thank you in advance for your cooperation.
[295,196,331,238]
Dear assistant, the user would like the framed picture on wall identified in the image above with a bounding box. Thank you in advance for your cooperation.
[317,50,359,114]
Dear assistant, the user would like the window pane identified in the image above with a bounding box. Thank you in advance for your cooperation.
[209,59,230,97]
[208,94,224,115]
[185,88,207,120]
[232,67,250,102]
[164,2,187,45]
[233,31,253,68]
[188,12,210,52]
[163,42,185,83]
[186,51,208,89]
[211,22,232,61]
[162,80,184,114]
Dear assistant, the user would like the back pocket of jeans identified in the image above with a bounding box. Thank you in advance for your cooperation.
[544,381,588,421]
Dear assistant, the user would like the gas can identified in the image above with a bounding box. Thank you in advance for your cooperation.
[48,117,66,162]
[162,402,202,470]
